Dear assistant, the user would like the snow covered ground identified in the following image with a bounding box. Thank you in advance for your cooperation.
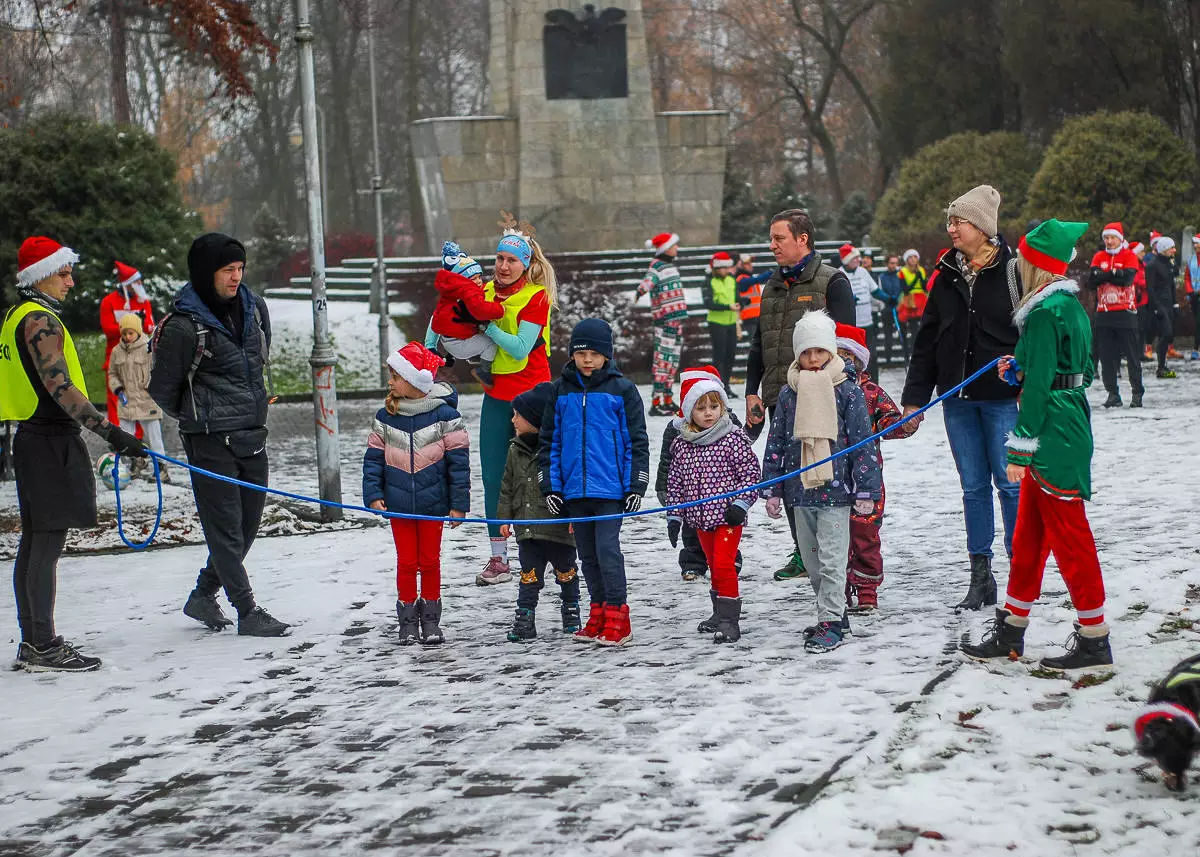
[1,363,1198,855]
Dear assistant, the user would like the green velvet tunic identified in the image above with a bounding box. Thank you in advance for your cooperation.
[1005,281,1095,499]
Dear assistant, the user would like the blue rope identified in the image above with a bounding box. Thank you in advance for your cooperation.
[109,359,1001,549]
[112,454,163,549]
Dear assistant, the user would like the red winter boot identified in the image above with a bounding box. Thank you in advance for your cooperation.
[573,603,605,642]
[851,586,878,612]
[597,603,631,646]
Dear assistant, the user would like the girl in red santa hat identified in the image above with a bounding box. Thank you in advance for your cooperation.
[363,342,470,647]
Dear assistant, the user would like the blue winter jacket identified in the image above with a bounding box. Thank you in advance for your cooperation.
[875,270,903,305]
[539,359,650,501]
[362,382,471,516]
[761,362,882,507]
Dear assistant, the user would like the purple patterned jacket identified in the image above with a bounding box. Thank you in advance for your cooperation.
[666,423,761,531]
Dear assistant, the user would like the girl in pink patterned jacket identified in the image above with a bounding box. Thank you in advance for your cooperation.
[666,366,761,644]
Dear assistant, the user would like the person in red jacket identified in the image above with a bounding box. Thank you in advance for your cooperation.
[1087,222,1143,408]
[425,241,505,385]
[99,261,155,426]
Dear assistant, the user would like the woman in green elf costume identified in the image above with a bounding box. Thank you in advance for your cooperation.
[962,219,1113,671]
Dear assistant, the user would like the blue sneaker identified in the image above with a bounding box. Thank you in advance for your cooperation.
[805,621,844,653]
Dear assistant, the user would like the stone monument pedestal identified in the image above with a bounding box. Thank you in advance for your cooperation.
[411,0,727,254]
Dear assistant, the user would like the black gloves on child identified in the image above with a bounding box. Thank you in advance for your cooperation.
[724,503,747,527]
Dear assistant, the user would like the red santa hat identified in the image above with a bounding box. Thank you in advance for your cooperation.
[679,365,729,420]
[710,251,733,269]
[386,341,445,394]
[1129,241,1145,254]
[838,243,861,266]
[645,232,680,254]
[113,261,141,286]
[835,323,870,369]
[1101,222,1124,242]
[17,236,80,287]
[1134,702,1200,744]
[1150,230,1163,243]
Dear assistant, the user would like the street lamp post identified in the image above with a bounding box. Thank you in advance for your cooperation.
[289,105,328,229]
[366,0,391,385]
[294,0,342,521]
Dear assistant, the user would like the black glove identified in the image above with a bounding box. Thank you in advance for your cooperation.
[105,423,148,458]
[667,517,681,547]
[451,300,484,327]
[544,492,565,517]
[724,503,747,527]
[624,492,642,513]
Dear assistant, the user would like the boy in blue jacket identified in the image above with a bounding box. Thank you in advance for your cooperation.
[540,318,649,646]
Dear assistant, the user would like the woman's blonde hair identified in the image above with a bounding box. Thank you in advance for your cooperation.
[686,390,726,431]
[527,237,558,307]
[1016,253,1063,310]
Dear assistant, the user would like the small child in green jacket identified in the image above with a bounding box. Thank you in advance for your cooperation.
[499,382,580,640]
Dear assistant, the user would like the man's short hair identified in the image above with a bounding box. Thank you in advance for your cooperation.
[771,209,814,243]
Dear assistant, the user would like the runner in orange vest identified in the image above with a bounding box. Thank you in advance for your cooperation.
[734,253,769,344]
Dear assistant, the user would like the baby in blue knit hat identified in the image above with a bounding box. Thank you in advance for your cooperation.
[426,240,505,385]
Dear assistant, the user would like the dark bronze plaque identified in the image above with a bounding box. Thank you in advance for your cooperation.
[543,5,629,100]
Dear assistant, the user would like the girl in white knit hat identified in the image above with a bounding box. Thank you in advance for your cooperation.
[761,310,882,653]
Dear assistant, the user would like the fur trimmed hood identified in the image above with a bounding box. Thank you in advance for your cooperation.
[1013,279,1080,332]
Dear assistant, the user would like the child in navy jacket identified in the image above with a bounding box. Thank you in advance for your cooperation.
[363,342,469,646]
[539,318,649,646]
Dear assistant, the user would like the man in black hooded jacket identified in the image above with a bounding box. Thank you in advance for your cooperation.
[149,233,289,637]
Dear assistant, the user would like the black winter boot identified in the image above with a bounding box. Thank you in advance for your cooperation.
[237,607,290,637]
[713,596,742,643]
[961,609,1026,659]
[1102,393,1122,408]
[955,555,997,611]
[183,589,234,631]
[560,600,581,633]
[697,589,719,634]
[1040,624,1113,671]
[507,607,536,642]
[419,598,445,645]
[396,600,420,646]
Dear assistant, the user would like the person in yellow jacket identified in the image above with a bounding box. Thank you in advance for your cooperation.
[703,252,741,398]
[0,236,146,673]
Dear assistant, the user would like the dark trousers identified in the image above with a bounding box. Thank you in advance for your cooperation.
[1094,322,1144,397]
[183,432,269,616]
[679,522,742,574]
[708,322,738,391]
[741,317,759,346]
[1153,304,1175,369]
[568,499,627,606]
[516,539,580,610]
[767,405,799,552]
[13,525,66,646]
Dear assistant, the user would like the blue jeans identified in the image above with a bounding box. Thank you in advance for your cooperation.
[567,499,627,606]
[942,397,1020,559]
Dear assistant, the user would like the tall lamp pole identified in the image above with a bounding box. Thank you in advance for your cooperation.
[367,0,391,384]
[294,0,342,521]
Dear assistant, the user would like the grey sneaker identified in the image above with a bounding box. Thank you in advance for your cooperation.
[183,589,234,631]
[237,607,290,637]
[17,638,101,673]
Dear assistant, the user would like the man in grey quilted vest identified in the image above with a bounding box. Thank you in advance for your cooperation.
[150,233,290,638]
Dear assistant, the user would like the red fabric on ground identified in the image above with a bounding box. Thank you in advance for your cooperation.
[390,518,444,601]
[696,525,742,598]
[1004,471,1106,625]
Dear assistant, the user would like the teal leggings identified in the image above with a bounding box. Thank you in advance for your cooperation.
[480,394,515,539]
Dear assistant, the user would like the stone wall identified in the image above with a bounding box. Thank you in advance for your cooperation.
[657,111,729,248]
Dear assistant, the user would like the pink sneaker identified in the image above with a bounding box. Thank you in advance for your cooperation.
[475,556,512,586]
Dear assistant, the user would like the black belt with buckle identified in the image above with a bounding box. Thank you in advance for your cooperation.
[1051,373,1084,390]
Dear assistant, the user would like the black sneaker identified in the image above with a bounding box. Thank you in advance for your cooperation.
[183,590,234,631]
[1130,394,1144,408]
[1102,393,1122,408]
[237,607,291,637]
[18,638,101,673]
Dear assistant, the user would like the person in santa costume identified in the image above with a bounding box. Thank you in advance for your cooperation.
[99,261,156,426]
[635,231,688,416]
[962,219,1113,671]
[0,237,146,673]
[1086,222,1144,408]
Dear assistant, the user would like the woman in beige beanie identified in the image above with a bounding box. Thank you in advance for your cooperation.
[899,184,1021,612]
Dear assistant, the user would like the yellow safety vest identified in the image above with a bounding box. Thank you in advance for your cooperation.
[708,275,739,325]
[483,280,551,376]
[0,301,88,421]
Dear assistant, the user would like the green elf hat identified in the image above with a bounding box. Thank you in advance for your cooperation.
[1017,219,1090,276]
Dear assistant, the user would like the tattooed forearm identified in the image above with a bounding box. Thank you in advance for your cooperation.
[24,312,110,436]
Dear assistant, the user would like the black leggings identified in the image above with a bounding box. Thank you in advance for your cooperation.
[708,322,738,392]
[13,526,67,646]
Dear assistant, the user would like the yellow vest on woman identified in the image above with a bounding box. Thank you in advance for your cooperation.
[483,280,551,375]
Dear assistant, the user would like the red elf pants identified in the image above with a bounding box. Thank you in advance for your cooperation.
[1003,471,1105,626]
[390,518,443,602]
[696,525,742,598]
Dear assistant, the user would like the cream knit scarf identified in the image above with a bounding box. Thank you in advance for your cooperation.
[786,356,846,489]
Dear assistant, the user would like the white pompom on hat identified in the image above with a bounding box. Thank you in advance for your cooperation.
[792,309,837,358]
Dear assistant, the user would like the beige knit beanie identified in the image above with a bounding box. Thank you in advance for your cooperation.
[946,184,1001,237]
